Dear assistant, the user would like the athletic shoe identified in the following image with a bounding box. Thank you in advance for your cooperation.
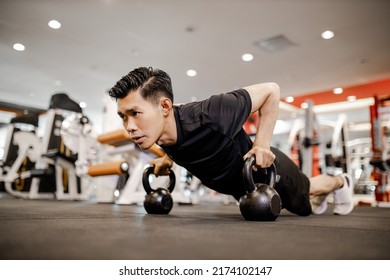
[311,194,329,215]
[333,173,354,215]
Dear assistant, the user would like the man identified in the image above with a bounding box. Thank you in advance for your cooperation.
[109,67,354,216]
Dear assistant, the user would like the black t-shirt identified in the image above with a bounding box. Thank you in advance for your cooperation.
[161,89,253,199]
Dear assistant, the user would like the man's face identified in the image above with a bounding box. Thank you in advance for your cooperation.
[117,89,164,150]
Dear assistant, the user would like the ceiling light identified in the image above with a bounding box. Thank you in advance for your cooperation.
[79,101,87,108]
[242,53,254,62]
[285,96,294,103]
[186,69,197,77]
[48,20,61,29]
[13,43,25,51]
[333,87,343,94]
[301,102,308,109]
[321,30,334,40]
[347,96,357,102]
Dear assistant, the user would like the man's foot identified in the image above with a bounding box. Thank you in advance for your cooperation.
[311,194,329,215]
[333,173,354,215]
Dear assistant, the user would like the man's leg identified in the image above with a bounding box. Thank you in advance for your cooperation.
[268,147,312,216]
[309,173,354,215]
[309,174,343,196]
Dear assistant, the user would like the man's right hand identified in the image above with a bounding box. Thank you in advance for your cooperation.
[149,154,173,176]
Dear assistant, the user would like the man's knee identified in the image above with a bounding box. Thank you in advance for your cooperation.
[285,198,312,216]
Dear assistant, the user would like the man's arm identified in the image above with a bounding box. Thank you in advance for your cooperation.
[243,82,280,168]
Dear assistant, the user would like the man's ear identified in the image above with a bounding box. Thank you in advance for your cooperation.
[160,98,172,115]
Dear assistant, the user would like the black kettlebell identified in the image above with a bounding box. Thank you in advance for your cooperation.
[239,155,282,221]
[142,166,176,214]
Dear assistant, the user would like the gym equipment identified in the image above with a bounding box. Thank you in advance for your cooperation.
[287,101,323,177]
[289,127,303,169]
[2,93,95,200]
[322,114,351,176]
[302,100,317,176]
[239,155,281,221]
[39,93,95,200]
[88,161,129,177]
[347,138,376,198]
[1,111,57,199]
[299,99,325,177]
[142,165,176,214]
[0,112,41,195]
[287,102,351,177]
[369,96,390,203]
[60,113,129,203]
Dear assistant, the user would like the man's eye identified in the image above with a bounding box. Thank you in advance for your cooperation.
[132,112,139,117]
[119,115,127,122]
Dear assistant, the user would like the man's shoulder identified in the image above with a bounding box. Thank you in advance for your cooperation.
[174,88,250,125]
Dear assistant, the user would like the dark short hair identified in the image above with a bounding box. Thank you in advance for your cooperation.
[108,67,174,104]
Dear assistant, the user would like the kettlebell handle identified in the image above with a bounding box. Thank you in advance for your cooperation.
[142,166,176,195]
[243,155,276,193]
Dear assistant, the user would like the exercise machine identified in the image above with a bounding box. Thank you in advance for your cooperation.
[0,111,54,198]
[288,100,324,177]
[2,93,95,200]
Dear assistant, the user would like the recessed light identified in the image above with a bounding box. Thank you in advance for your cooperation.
[347,96,356,102]
[321,30,334,40]
[242,53,254,62]
[186,69,197,77]
[285,96,294,103]
[79,101,87,108]
[333,87,343,94]
[301,102,308,109]
[48,20,61,29]
[13,43,25,51]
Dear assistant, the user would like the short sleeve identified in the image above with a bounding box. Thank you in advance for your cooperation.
[201,89,252,137]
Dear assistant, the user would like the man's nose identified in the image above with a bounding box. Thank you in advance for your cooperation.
[125,119,137,133]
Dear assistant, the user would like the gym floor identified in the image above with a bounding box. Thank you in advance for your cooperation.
[0,195,389,260]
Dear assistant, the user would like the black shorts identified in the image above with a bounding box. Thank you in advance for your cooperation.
[253,147,312,216]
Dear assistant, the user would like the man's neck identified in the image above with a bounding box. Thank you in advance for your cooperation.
[157,109,177,146]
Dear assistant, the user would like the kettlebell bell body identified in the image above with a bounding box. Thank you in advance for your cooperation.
[142,166,176,214]
[239,156,282,221]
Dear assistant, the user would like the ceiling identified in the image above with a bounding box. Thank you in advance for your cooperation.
[1,0,390,131]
